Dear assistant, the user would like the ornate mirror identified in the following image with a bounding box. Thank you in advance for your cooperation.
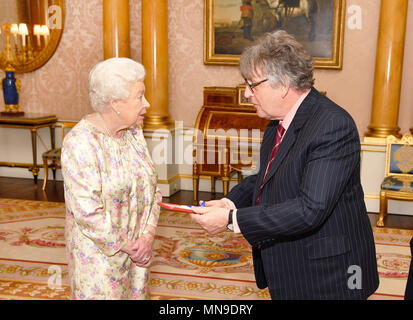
[0,0,65,74]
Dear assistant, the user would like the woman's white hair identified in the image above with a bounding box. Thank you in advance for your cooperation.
[89,57,146,112]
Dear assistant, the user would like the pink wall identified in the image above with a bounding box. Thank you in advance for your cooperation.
[167,0,413,138]
[1,0,104,120]
[0,0,142,121]
[1,0,412,138]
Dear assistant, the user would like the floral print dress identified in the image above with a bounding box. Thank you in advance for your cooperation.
[61,118,161,300]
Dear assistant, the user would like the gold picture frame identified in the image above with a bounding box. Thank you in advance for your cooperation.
[204,0,346,69]
[237,84,252,106]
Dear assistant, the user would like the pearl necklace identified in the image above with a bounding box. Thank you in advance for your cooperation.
[97,113,127,146]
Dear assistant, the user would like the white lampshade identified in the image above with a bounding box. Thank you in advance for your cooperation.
[18,23,28,36]
[10,24,19,34]
[33,24,41,35]
[40,25,50,36]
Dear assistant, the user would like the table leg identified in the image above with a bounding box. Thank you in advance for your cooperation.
[50,124,57,179]
[238,172,243,184]
[30,128,39,184]
[193,176,199,205]
[211,176,216,193]
[222,177,229,195]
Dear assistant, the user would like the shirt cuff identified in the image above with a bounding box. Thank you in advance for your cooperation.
[222,198,240,234]
[222,198,236,209]
[232,209,241,233]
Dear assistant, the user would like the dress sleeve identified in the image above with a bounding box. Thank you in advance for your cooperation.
[61,134,128,256]
[129,124,162,237]
[141,186,162,237]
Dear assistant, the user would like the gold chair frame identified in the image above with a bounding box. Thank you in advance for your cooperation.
[42,121,77,190]
[377,133,413,227]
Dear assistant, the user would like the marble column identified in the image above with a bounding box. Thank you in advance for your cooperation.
[103,0,130,59]
[364,0,408,140]
[142,0,172,129]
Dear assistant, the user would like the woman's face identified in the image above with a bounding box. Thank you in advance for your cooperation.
[115,80,150,127]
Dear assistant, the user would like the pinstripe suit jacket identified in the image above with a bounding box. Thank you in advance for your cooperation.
[226,88,379,299]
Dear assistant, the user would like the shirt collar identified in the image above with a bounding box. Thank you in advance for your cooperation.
[279,89,311,131]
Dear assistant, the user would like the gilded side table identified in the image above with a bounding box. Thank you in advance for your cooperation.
[0,113,58,184]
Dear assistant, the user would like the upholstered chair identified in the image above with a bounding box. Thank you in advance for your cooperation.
[377,133,413,227]
[42,121,77,190]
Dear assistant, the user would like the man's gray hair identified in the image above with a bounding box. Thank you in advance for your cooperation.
[89,57,146,112]
[240,30,314,91]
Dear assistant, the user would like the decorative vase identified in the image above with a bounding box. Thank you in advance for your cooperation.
[1,70,24,116]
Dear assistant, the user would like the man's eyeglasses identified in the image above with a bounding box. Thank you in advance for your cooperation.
[244,78,268,93]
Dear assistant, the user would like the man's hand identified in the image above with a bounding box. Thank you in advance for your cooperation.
[201,199,230,209]
[191,206,230,235]
[200,198,236,210]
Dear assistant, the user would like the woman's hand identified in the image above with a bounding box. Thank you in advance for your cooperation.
[120,240,136,256]
[129,234,154,267]
[134,256,153,268]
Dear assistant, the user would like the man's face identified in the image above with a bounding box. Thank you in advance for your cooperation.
[244,71,291,121]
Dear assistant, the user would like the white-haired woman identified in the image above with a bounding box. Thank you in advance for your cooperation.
[61,58,161,300]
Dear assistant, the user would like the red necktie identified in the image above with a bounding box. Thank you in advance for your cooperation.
[256,125,286,205]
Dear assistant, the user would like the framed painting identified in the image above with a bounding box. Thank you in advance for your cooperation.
[204,0,346,69]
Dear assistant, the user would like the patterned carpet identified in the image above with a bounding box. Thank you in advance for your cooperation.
[0,198,411,300]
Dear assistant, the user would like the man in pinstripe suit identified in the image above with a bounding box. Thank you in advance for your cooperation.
[191,30,379,300]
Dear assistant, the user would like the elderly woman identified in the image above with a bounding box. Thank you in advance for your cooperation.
[61,58,161,300]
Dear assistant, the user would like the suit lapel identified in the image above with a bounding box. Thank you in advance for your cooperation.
[259,88,320,189]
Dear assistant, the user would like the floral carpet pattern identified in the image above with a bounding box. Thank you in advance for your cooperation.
[0,198,411,300]
[151,210,269,300]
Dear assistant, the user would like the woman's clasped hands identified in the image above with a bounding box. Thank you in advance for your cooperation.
[121,234,154,267]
